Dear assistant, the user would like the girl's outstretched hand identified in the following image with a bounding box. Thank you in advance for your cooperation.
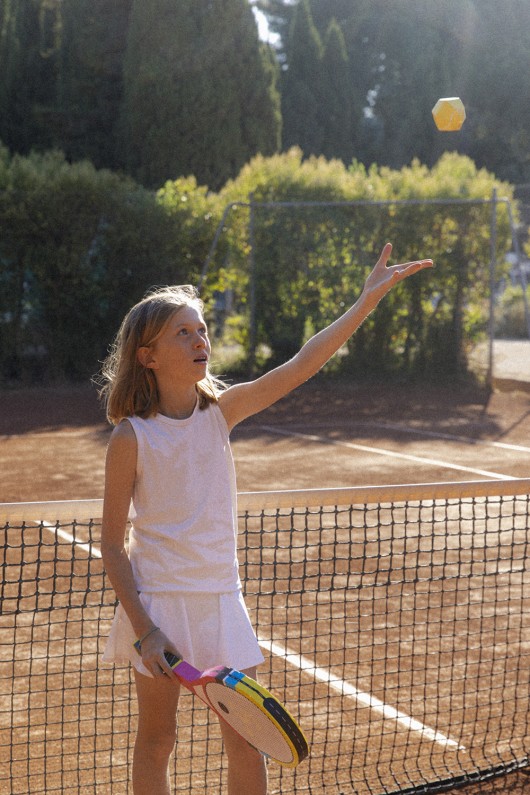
[362,243,433,306]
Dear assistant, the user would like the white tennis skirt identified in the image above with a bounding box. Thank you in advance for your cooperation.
[102,589,264,677]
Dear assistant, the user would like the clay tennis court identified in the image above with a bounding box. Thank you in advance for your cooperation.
[2,377,530,794]
[3,375,530,502]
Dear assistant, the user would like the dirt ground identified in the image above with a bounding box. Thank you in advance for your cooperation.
[2,376,530,504]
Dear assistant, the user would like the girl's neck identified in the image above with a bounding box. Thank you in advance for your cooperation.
[157,388,198,420]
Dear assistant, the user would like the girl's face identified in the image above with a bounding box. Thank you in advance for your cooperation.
[141,304,211,384]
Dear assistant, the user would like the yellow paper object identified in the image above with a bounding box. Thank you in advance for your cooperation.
[432,97,466,131]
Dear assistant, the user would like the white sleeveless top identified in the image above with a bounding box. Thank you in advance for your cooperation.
[126,402,241,594]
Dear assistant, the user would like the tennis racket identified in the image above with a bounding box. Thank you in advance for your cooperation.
[134,642,309,767]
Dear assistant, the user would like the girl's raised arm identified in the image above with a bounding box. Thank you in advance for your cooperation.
[219,243,433,431]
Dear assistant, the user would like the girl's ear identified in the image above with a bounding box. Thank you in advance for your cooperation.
[137,346,157,369]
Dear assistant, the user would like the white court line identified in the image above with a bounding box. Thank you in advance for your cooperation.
[41,521,101,557]
[320,421,530,453]
[362,421,530,453]
[293,420,530,455]
[258,425,514,481]
[259,637,465,750]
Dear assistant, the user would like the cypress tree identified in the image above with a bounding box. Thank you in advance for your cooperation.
[0,0,132,168]
[120,0,280,190]
[57,0,133,168]
[0,0,59,153]
[461,0,530,182]
[361,0,459,169]
[281,0,323,155]
[318,18,353,163]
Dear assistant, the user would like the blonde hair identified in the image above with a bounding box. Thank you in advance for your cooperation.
[98,285,225,425]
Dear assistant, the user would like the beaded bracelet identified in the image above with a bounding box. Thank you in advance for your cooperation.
[137,625,160,649]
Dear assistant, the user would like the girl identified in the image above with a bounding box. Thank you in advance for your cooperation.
[99,243,432,795]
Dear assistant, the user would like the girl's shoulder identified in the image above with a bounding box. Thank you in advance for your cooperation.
[108,417,136,445]
[105,419,137,475]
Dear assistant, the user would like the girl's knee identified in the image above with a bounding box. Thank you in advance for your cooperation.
[137,705,178,759]
[136,720,178,761]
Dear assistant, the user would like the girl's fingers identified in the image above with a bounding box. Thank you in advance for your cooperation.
[364,253,433,302]
[391,258,434,278]
[377,242,393,267]
[160,649,180,679]
[140,632,180,680]
[377,244,433,278]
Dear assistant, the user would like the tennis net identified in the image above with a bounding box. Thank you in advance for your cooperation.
[1,478,530,794]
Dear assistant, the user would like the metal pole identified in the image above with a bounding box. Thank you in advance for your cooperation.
[248,193,257,373]
[487,188,497,389]
[197,201,247,292]
[504,199,530,339]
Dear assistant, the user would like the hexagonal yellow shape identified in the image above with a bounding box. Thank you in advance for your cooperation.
[432,97,466,131]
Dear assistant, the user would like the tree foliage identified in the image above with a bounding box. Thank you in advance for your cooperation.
[0,0,280,190]
[0,0,131,168]
[281,0,323,154]
[1,1,530,184]
[257,0,530,183]
[121,0,281,190]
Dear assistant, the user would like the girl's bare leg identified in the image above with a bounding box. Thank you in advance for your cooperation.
[133,670,181,795]
[219,666,268,795]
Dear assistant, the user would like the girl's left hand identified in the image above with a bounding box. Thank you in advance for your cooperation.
[140,628,181,682]
[362,243,433,305]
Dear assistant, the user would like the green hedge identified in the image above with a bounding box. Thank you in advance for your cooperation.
[216,149,514,376]
[0,145,515,384]
[0,149,219,382]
